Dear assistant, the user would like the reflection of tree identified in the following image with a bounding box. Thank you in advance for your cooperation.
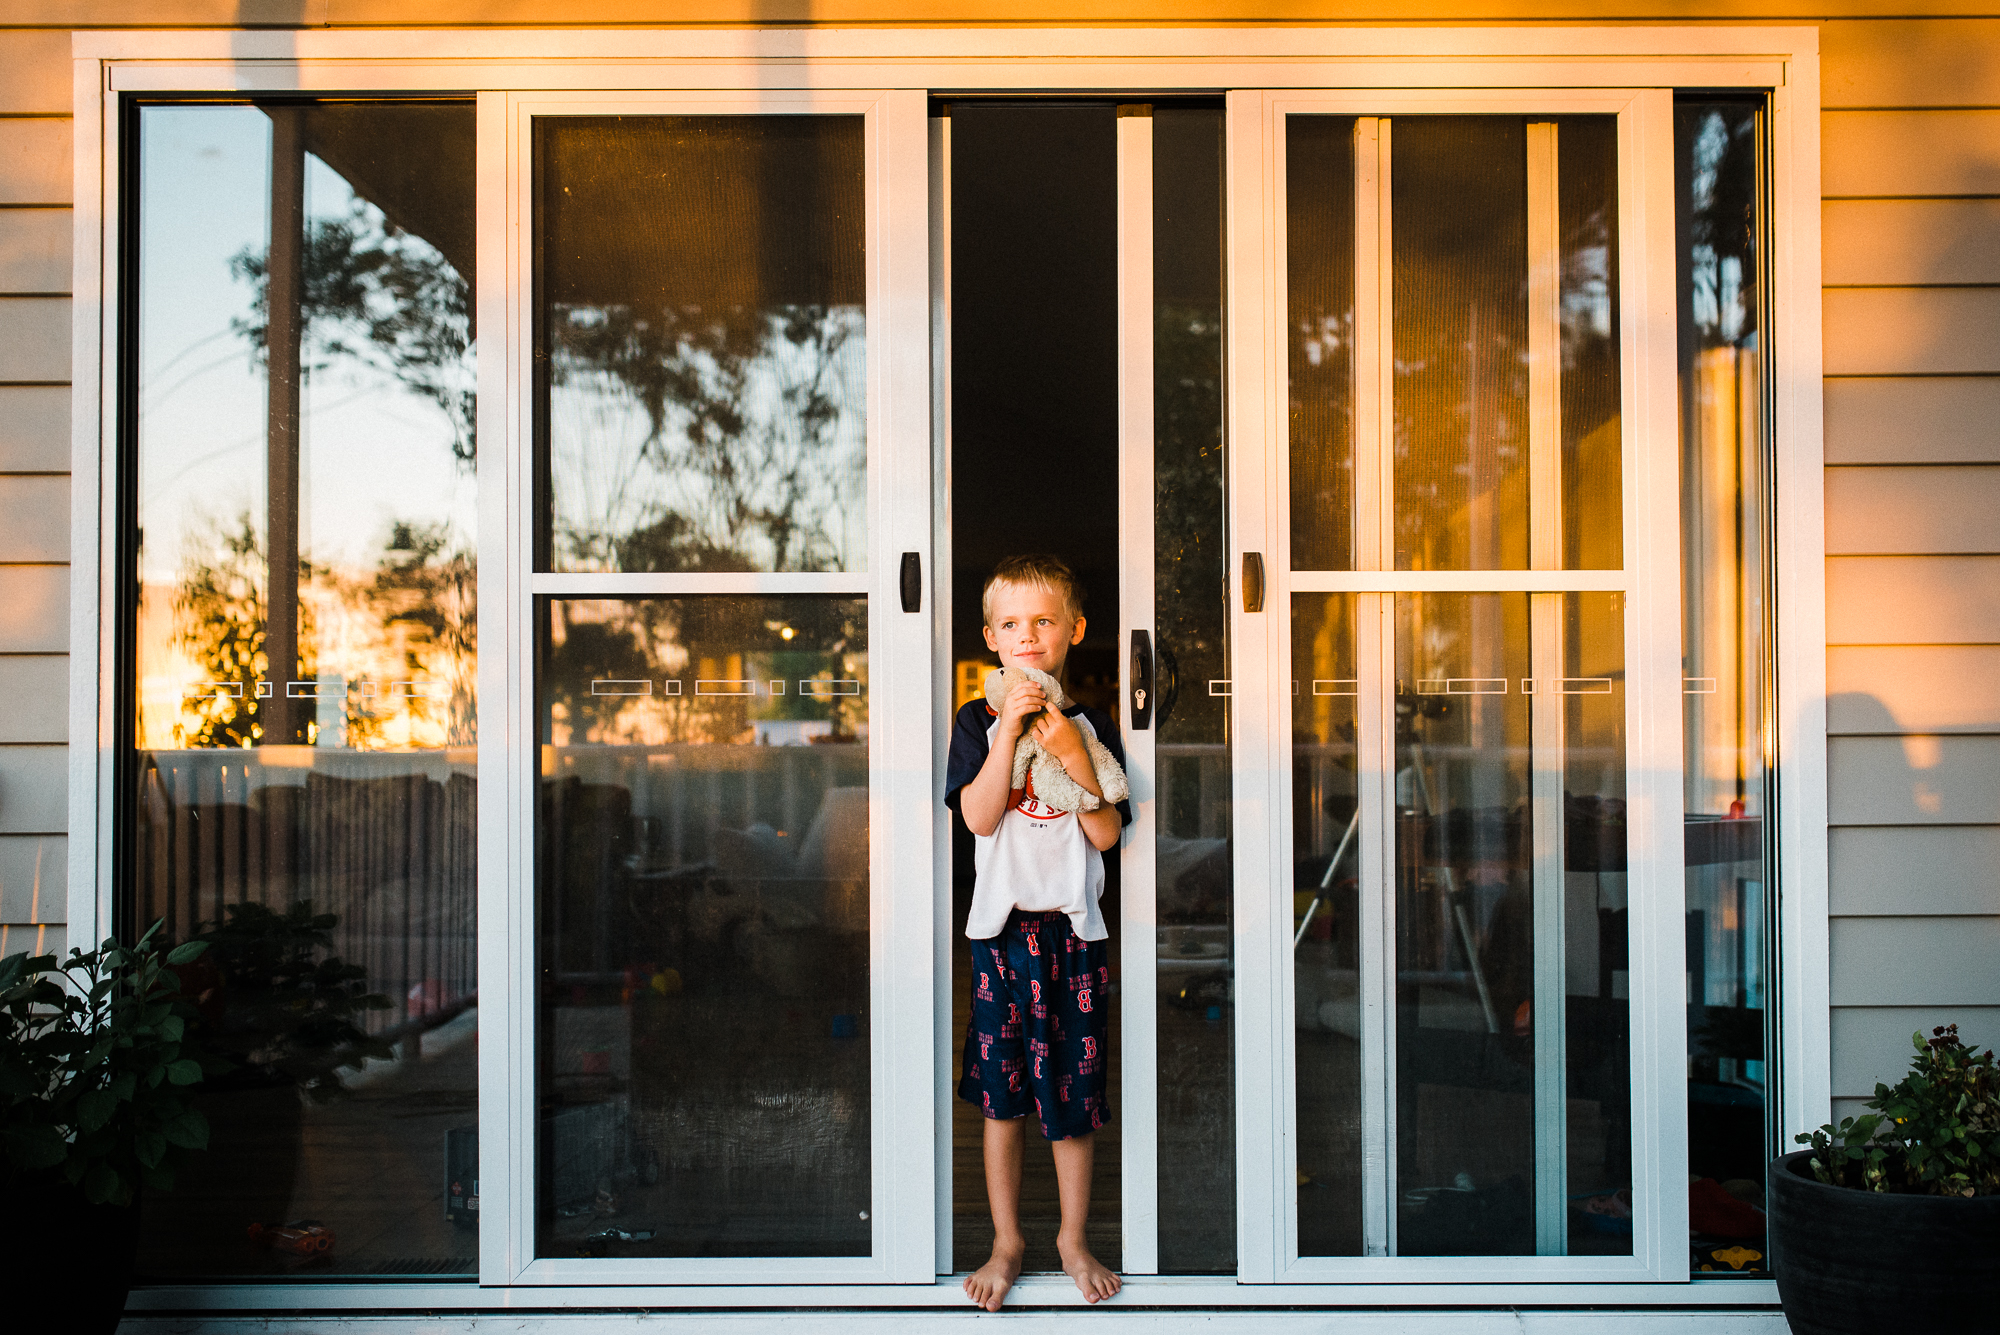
[373,522,478,746]
[172,514,310,748]
[545,596,866,747]
[232,197,474,464]
[548,302,862,573]
[170,512,476,751]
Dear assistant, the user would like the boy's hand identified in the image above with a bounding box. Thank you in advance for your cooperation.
[1032,707,1089,773]
[997,679,1048,740]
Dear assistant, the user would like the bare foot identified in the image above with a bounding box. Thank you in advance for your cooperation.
[964,1238,1025,1312]
[1058,1235,1122,1304]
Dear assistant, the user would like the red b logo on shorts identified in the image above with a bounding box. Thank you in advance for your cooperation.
[1077,987,1092,1013]
[1083,1036,1098,1060]
[1031,980,1042,1003]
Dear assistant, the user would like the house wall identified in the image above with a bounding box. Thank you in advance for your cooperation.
[0,28,73,967]
[1822,18,2000,1117]
[1,5,1994,1126]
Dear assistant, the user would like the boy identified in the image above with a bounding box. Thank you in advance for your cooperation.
[945,554,1128,1311]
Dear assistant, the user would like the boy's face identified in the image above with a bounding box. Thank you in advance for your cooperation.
[983,580,1085,677]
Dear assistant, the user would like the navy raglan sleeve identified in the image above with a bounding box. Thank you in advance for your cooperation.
[943,699,993,811]
[1083,705,1135,828]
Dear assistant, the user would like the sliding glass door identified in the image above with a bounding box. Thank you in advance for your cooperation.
[484,89,935,1286]
[1225,90,1690,1283]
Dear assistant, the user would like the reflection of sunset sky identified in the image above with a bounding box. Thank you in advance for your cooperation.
[135,107,476,750]
[547,305,867,574]
[138,108,474,582]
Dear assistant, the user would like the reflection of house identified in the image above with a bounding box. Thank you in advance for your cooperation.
[3,10,1997,1331]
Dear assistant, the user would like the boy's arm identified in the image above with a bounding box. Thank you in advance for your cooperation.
[956,726,1019,837]
[958,678,1049,837]
[1031,710,1123,852]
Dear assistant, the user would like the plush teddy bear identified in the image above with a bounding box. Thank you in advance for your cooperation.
[982,665,1130,816]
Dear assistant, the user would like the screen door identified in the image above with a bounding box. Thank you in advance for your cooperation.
[484,88,935,1287]
[1223,89,1690,1284]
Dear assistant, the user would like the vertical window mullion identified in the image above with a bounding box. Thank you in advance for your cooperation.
[1526,118,1571,1258]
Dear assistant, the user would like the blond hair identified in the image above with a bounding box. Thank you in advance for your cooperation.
[981,553,1084,625]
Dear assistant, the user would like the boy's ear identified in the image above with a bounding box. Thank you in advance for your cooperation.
[982,624,1000,652]
[1069,615,1087,646]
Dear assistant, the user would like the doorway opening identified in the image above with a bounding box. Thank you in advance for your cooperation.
[945,99,1125,1276]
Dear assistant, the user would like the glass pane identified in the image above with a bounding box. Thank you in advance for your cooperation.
[1393,118,1530,572]
[1392,592,1629,1256]
[1558,591,1633,1259]
[535,595,870,1258]
[1291,593,1362,1256]
[1558,117,1623,570]
[1286,115,1357,572]
[1676,97,1772,1277]
[1154,105,1237,1274]
[130,101,479,1280]
[535,116,867,574]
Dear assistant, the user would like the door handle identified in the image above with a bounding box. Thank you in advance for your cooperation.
[899,552,922,613]
[1242,552,1265,613]
[1130,629,1154,731]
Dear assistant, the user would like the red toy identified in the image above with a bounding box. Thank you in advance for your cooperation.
[247,1221,336,1257]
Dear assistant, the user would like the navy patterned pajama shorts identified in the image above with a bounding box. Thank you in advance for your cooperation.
[957,909,1112,1141]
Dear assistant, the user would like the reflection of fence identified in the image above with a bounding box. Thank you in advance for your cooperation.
[547,741,868,873]
[134,749,476,1031]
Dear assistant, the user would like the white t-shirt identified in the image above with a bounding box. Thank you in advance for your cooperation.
[945,699,1130,943]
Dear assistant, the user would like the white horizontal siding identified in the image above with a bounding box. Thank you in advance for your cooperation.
[1823,18,2000,108]
[0,117,70,206]
[1831,1005,2000,1100]
[1829,734,2000,826]
[1823,109,2000,198]
[0,295,70,381]
[1825,465,2000,555]
[0,474,68,560]
[0,744,66,832]
[1831,826,2000,917]
[0,206,68,295]
[0,384,67,471]
[1829,916,2000,1006]
[1825,378,2000,465]
[1829,646,2000,734]
[1826,556,2000,644]
[0,921,63,961]
[1825,199,2000,287]
[0,31,73,116]
[1824,288,2000,376]
[0,655,66,743]
[0,565,66,652]
[0,831,61,920]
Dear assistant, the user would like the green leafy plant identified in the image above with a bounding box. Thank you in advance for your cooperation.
[1797,1025,1999,1198]
[0,923,217,1205]
[184,900,393,1100]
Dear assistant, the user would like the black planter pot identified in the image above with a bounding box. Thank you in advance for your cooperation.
[1768,1148,2000,1335]
[0,1174,140,1333]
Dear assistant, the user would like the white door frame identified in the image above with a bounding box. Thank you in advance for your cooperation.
[68,25,1822,1311]
[481,87,936,1287]
[1225,87,1691,1285]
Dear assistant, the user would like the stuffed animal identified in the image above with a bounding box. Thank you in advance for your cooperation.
[982,665,1130,816]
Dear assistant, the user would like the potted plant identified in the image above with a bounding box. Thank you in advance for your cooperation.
[1768,1024,2000,1335]
[0,923,216,1332]
[144,899,393,1269]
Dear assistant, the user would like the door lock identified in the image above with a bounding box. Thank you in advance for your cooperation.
[1130,629,1154,730]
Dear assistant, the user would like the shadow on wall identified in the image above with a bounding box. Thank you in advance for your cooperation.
[1824,690,2000,1117]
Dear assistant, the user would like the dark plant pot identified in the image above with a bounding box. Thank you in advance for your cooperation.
[0,1173,140,1333]
[1768,1148,2000,1335]
[137,1077,303,1276]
